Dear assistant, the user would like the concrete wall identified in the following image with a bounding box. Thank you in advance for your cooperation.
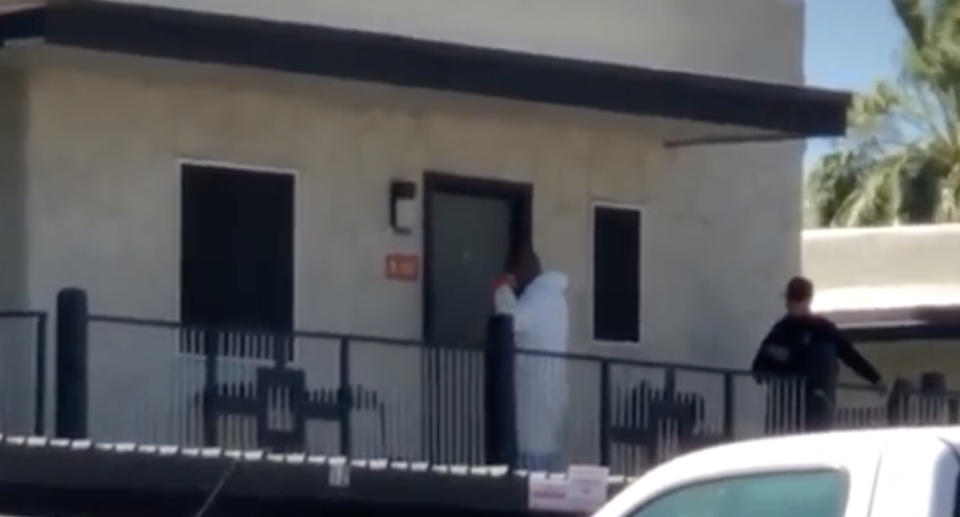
[0,69,34,434]
[0,70,26,309]
[103,0,805,84]
[804,225,960,290]
[12,47,803,370]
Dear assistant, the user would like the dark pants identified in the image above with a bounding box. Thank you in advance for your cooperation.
[804,389,835,432]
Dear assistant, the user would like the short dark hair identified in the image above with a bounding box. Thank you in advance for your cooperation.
[505,246,540,273]
[785,276,814,302]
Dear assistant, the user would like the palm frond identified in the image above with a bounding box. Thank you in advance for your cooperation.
[806,0,960,227]
[893,0,928,52]
[834,153,910,226]
[937,161,960,220]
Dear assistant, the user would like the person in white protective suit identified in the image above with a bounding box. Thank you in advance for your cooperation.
[493,248,569,471]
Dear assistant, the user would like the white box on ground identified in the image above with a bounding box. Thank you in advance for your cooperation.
[567,465,610,512]
[528,475,570,512]
[528,465,610,513]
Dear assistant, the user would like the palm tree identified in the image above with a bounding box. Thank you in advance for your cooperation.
[807,0,960,227]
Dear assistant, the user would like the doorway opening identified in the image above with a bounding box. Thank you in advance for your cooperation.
[423,172,533,347]
[421,171,533,463]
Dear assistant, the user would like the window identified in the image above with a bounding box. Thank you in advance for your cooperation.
[179,163,295,360]
[630,471,847,517]
[593,204,641,342]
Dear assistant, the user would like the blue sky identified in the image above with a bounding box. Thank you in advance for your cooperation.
[804,0,904,168]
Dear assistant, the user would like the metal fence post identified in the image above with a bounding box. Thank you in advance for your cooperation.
[56,288,88,439]
[921,372,948,425]
[664,368,676,400]
[339,337,352,457]
[202,329,218,446]
[34,313,47,436]
[723,373,735,439]
[599,360,611,467]
[887,378,913,427]
[485,315,516,468]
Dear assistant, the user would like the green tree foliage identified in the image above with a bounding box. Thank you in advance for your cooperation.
[807,0,960,227]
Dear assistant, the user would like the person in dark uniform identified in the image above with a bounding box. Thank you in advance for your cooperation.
[752,276,884,431]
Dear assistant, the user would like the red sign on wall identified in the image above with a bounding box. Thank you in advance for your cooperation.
[385,254,420,282]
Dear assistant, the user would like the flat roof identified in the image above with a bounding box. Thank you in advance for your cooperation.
[0,1,850,137]
[814,285,960,313]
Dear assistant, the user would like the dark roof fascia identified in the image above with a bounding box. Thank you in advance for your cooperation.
[0,1,850,136]
[829,306,960,342]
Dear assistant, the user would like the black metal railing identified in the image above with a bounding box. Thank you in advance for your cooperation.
[0,310,47,436]
[47,288,960,477]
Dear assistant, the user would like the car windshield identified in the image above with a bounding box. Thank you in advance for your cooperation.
[631,470,847,517]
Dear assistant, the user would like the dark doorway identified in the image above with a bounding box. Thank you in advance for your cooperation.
[423,173,532,347]
[421,172,532,464]
[180,164,294,332]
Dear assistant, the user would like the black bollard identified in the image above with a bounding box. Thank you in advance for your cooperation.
[56,288,88,439]
[484,315,517,468]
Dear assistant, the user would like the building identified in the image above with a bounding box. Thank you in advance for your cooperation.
[804,225,960,390]
[0,0,858,514]
[0,0,833,365]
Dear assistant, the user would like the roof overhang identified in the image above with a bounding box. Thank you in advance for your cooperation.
[827,306,960,342]
[0,1,851,140]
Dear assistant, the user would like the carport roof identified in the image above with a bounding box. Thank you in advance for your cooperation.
[828,305,960,342]
[0,1,850,141]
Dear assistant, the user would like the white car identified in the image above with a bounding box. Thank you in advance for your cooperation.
[593,427,960,517]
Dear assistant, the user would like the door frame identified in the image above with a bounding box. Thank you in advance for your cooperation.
[421,171,533,344]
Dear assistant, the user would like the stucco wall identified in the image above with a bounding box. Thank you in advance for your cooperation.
[14,48,803,369]
[0,69,33,434]
[0,70,26,309]
[103,0,804,84]
[804,225,960,290]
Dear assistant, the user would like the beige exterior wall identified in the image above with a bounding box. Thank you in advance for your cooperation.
[0,69,33,434]
[0,70,26,308]
[804,225,960,291]
[3,47,804,369]
[103,0,805,85]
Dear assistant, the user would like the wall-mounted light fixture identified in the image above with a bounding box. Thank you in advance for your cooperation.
[390,180,417,235]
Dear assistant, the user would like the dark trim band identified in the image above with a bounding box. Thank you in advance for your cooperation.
[830,306,960,342]
[845,324,960,342]
[1,1,850,135]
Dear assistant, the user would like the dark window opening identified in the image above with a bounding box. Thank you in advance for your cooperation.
[180,164,294,360]
[593,205,641,342]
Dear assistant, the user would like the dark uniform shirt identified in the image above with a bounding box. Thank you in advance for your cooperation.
[752,315,881,394]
